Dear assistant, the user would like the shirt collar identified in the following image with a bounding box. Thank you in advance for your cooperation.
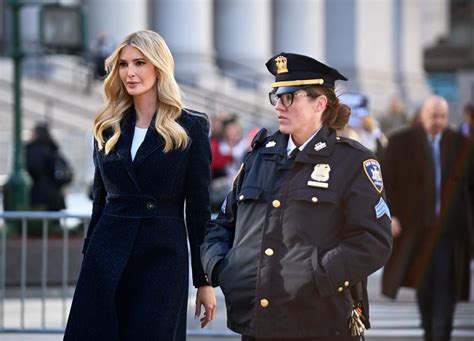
[427,132,442,143]
[287,126,322,156]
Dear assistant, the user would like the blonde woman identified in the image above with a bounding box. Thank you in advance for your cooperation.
[65,30,216,340]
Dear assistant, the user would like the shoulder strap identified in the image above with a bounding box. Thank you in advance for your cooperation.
[232,128,268,193]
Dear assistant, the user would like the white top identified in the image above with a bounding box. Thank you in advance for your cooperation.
[131,126,148,161]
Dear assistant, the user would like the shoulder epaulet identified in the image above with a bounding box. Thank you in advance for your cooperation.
[335,136,370,153]
[251,128,268,150]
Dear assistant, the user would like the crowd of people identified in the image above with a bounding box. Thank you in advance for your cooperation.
[15,28,473,341]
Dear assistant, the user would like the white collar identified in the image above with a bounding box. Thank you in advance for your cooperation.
[286,126,322,156]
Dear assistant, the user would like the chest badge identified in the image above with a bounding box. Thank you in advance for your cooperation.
[307,164,331,188]
[363,159,383,193]
[314,142,327,151]
[265,141,276,148]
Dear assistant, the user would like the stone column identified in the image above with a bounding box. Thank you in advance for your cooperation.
[395,0,431,109]
[214,0,272,86]
[153,0,215,85]
[326,0,399,115]
[273,0,325,61]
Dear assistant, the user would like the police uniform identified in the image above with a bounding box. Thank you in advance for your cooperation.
[201,53,392,340]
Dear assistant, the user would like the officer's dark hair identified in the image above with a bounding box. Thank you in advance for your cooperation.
[304,86,351,130]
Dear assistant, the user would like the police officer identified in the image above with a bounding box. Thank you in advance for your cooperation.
[201,53,393,341]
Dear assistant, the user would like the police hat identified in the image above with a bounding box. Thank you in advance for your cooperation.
[266,52,348,95]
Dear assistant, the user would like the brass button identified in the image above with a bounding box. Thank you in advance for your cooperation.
[260,298,269,307]
[337,286,344,293]
[264,248,274,256]
[146,202,156,210]
[344,280,350,288]
[311,197,318,203]
[272,200,281,208]
[239,194,245,201]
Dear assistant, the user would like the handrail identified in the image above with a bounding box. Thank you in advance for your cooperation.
[0,211,90,219]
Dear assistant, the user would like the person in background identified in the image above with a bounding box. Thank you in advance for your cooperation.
[219,117,248,177]
[90,32,115,80]
[210,115,249,212]
[340,92,387,158]
[382,95,473,341]
[201,52,392,341]
[379,96,408,136]
[460,102,474,138]
[25,122,70,212]
[65,30,215,341]
[210,112,233,180]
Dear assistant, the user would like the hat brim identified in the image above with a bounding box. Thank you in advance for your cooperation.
[275,85,312,95]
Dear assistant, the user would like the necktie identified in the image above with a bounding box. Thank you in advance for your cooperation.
[430,136,441,216]
[288,148,300,160]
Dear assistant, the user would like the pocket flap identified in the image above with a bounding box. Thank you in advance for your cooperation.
[292,188,337,204]
[237,187,263,203]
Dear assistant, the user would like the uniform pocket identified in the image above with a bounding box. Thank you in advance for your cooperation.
[236,187,263,204]
[291,188,337,205]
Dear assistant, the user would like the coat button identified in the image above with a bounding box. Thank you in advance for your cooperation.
[337,286,344,293]
[239,194,245,201]
[260,298,269,307]
[264,248,274,256]
[146,202,156,210]
[272,200,281,208]
[311,197,318,203]
[344,280,350,288]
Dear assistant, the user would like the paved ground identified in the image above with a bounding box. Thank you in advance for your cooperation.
[1,193,473,340]
[1,271,473,340]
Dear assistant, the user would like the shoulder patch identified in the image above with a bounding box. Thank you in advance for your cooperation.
[363,159,383,193]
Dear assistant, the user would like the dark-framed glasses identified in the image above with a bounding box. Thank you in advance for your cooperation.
[268,91,311,107]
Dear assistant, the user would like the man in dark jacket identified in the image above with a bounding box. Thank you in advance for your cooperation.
[201,53,392,340]
[382,95,473,341]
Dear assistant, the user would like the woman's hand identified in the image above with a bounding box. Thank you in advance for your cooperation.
[195,285,216,328]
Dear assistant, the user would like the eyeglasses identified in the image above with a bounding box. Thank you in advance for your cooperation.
[268,91,311,107]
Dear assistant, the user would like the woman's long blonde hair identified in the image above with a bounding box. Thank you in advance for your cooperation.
[93,30,189,154]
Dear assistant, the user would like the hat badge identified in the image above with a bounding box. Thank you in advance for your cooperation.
[275,55,288,74]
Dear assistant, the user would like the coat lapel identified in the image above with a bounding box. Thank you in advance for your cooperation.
[132,115,164,168]
[297,125,335,163]
[115,107,140,189]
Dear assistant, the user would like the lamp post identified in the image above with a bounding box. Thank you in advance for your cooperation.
[4,0,29,211]
[3,0,85,211]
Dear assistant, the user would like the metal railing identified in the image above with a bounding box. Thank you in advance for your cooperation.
[0,211,89,333]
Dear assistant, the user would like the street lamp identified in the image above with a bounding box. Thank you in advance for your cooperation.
[3,0,29,211]
[3,0,86,211]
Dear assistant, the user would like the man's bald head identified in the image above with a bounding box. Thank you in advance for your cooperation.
[420,95,449,136]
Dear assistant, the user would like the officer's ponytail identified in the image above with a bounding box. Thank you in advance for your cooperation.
[305,86,351,130]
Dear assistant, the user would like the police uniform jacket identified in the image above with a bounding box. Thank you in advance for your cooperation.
[65,107,211,340]
[201,125,393,339]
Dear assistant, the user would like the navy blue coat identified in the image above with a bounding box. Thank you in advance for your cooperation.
[65,107,211,340]
[201,126,392,339]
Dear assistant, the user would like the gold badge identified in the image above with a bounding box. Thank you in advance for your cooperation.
[275,56,288,74]
[307,164,330,188]
[265,141,276,148]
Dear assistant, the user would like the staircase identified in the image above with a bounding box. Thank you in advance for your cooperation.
[0,56,276,192]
